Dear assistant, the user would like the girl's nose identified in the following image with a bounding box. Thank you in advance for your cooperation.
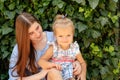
[35,31,40,37]
[63,37,67,42]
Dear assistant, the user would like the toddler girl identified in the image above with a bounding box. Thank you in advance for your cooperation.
[38,14,86,80]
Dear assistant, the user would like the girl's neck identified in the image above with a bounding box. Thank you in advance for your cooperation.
[33,32,47,50]
[59,45,70,50]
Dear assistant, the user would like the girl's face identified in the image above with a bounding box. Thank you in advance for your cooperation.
[28,22,43,42]
[55,25,74,50]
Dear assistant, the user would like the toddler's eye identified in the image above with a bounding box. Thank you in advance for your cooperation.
[67,35,71,37]
[58,36,62,37]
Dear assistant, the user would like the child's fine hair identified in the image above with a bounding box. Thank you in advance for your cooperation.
[52,14,75,34]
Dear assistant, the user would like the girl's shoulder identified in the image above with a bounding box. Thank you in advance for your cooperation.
[71,41,79,48]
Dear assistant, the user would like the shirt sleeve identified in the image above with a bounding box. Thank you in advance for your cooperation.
[8,44,19,80]
[73,41,81,55]
[47,31,56,42]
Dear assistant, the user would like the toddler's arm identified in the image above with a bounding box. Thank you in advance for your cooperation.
[38,46,62,70]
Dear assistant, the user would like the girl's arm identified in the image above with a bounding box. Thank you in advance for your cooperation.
[73,60,81,75]
[38,46,56,69]
[18,70,49,80]
[76,53,87,80]
[9,45,49,80]
[9,45,19,80]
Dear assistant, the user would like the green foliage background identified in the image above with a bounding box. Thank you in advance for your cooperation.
[0,0,120,80]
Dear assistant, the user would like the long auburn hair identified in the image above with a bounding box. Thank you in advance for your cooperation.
[12,12,39,79]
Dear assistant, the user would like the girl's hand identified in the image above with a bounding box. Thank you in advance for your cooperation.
[17,70,49,80]
[50,63,62,70]
[73,61,81,76]
[55,64,62,70]
[77,74,86,80]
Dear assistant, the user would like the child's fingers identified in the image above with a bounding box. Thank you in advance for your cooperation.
[77,74,82,80]
[55,64,62,70]
[58,65,62,70]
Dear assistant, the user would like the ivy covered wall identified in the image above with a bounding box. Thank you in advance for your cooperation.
[0,0,119,80]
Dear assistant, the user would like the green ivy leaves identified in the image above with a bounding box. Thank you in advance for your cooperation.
[52,0,65,8]
[0,0,119,80]
[75,22,88,33]
[88,0,99,9]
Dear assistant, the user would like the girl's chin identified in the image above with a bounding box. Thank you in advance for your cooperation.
[32,38,41,42]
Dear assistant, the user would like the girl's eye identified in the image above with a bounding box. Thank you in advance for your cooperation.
[29,32,34,35]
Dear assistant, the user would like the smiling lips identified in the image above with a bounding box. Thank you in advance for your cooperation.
[36,33,42,40]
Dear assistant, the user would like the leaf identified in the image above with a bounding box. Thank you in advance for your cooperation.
[103,75,114,80]
[43,1,50,6]
[2,27,13,35]
[72,0,83,3]
[42,20,48,29]
[66,5,75,16]
[108,0,117,11]
[99,17,108,26]
[83,38,90,48]
[100,66,108,75]
[39,8,45,14]
[8,2,15,10]
[113,68,119,74]
[110,52,115,56]
[1,74,8,80]
[111,58,118,67]
[2,51,9,59]
[104,60,110,66]
[57,3,64,8]
[92,69,99,77]
[97,52,102,58]
[109,46,114,52]
[88,0,99,9]
[91,60,100,66]
[0,2,4,10]
[91,30,101,38]
[0,0,6,2]
[113,0,118,2]
[75,22,88,33]
[93,46,100,52]
[4,11,15,19]
[111,15,118,23]
[52,0,65,8]
[79,7,84,12]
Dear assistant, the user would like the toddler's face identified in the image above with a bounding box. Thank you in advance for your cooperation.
[55,25,74,50]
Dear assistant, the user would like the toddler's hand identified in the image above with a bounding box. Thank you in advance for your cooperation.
[51,63,62,70]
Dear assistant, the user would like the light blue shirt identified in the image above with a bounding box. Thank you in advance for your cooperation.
[8,31,55,80]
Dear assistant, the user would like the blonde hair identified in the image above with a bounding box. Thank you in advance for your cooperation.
[52,14,75,34]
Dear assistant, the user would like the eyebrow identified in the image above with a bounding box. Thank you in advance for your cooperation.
[36,25,39,29]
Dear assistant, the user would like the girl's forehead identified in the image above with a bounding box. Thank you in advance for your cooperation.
[55,23,73,29]
[28,22,40,32]
[55,26,73,34]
